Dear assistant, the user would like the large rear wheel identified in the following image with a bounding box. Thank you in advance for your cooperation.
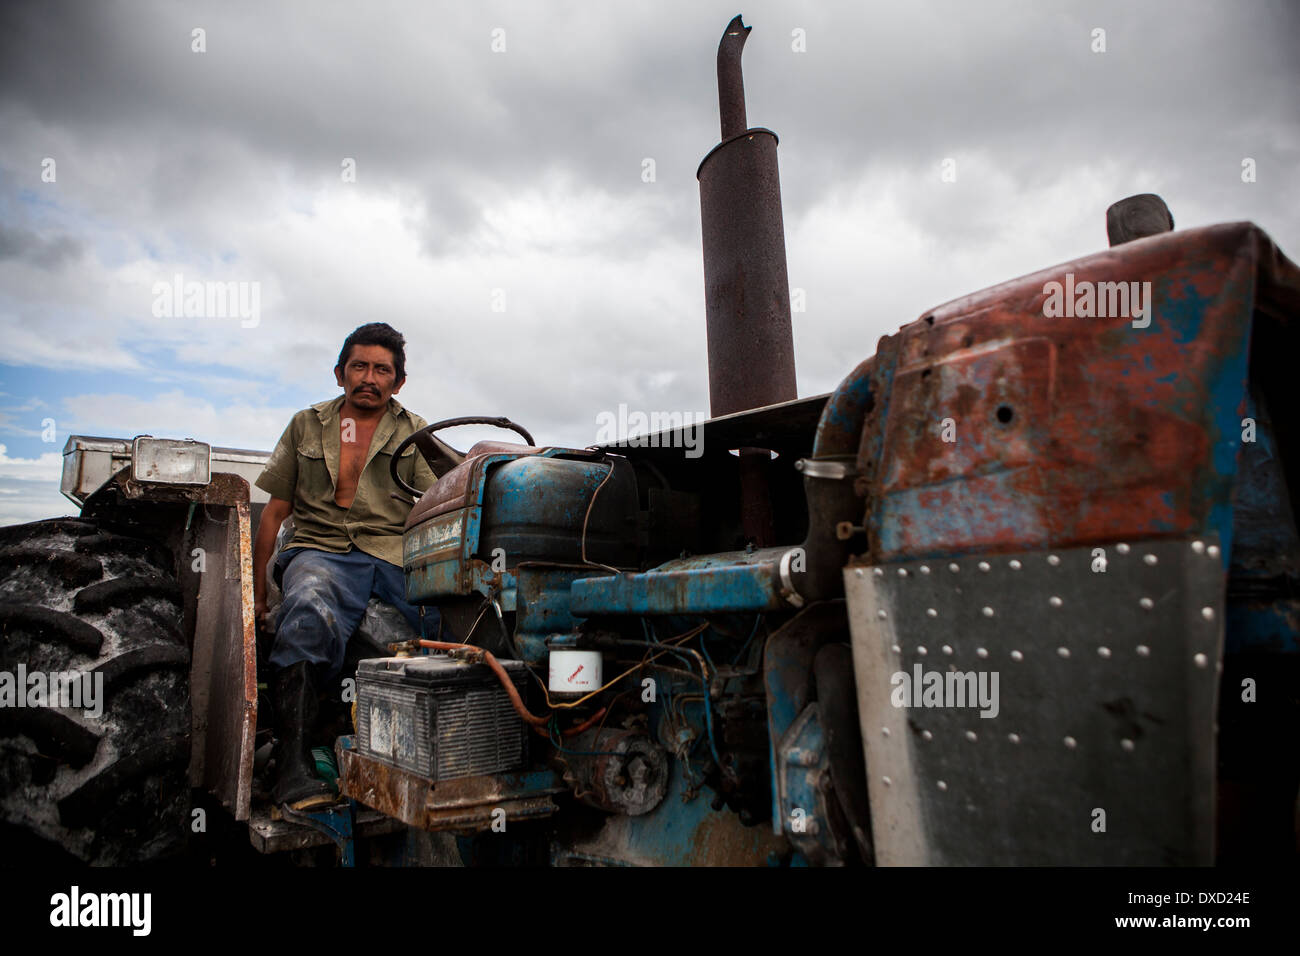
[0,516,192,865]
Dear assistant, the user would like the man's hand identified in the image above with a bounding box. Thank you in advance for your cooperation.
[254,600,274,632]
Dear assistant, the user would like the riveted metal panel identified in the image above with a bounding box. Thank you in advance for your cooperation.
[845,536,1224,865]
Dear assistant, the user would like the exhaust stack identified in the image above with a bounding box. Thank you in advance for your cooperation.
[698,15,797,419]
[698,15,797,546]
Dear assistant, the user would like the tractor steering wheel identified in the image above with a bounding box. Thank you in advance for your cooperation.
[389,416,536,498]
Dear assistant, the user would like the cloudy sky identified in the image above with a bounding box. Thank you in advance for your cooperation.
[1,0,1297,524]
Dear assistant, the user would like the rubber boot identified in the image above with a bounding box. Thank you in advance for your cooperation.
[271,661,336,811]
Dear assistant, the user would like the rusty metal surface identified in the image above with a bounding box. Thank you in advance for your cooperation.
[246,804,403,855]
[339,745,562,831]
[736,448,776,546]
[716,15,751,139]
[117,468,253,505]
[699,128,797,419]
[777,701,848,866]
[189,496,258,820]
[515,567,587,661]
[552,760,790,866]
[763,602,847,833]
[570,545,790,614]
[406,459,481,528]
[782,358,875,604]
[404,445,570,529]
[698,16,796,420]
[860,222,1300,565]
[406,451,638,611]
[564,729,669,816]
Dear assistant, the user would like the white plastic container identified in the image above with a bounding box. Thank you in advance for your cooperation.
[548,649,603,696]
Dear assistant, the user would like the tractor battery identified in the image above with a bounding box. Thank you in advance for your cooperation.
[354,655,529,781]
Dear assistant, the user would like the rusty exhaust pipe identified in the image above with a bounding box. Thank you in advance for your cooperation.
[699,15,797,546]
[717,14,750,139]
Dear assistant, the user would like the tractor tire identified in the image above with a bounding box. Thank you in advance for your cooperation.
[0,516,192,866]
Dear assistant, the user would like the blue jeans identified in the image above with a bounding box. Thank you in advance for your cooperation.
[270,546,436,680]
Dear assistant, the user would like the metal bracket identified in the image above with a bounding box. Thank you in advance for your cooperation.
[795,458,858,480]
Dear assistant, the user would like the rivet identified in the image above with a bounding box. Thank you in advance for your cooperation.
[965,730,977,742]
[891,643,901,653]
[1139,597,1154,610]
[948,562,960,573]
[1194,653,1208,669]
[898,567,909,577]
[981,606,994,617]
[942,644,953,655]
[978,561,990,572]
[1057,647,1070,658]
[920,565,931,575]
[976,647,989,659]
[1143,553,1158,566]
[1207,545,1220,558]
[1048,554,1061,566]
[926,608,938,618]
[1049,596,1063,608]
[1097,646,1111,659]
[854,568,865,578]
[1116,543,1130,555]
[873,567,884,577]
[1009,559,1022,570]
[1064,736,1077,750]
[1121,739,1135,752]
[921,730,933,741]
[882,776,892,786]
[1201,607,1214,621]
[1010,650,1023,662]
[1192,540,1205,554]
[877,609,888,619]
[917,646,928,656]
[1137,645,1150,657]
[1008,733,1021,744]
[937,780,948,791]
[881,727,891,737]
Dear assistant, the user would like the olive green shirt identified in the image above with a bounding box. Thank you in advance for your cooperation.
[254,395,437,568]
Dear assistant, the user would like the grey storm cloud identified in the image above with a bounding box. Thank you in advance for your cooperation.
[3,1,1297,255]
[0,224,84,270]
[0,0,1297,460]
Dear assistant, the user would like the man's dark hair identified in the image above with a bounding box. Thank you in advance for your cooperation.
[337,322,407,382]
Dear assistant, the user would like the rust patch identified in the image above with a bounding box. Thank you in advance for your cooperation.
[339,748,561,832]
[861,222,1300,560]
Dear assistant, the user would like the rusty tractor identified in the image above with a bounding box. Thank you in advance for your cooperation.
[2,16,1297,867]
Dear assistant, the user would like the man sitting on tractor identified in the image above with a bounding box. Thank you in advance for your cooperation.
[252,322,438,810]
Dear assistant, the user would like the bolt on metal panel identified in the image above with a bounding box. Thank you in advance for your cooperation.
[845,536,1224,865]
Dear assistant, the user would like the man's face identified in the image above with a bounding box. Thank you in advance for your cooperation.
[335,344,403,411]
